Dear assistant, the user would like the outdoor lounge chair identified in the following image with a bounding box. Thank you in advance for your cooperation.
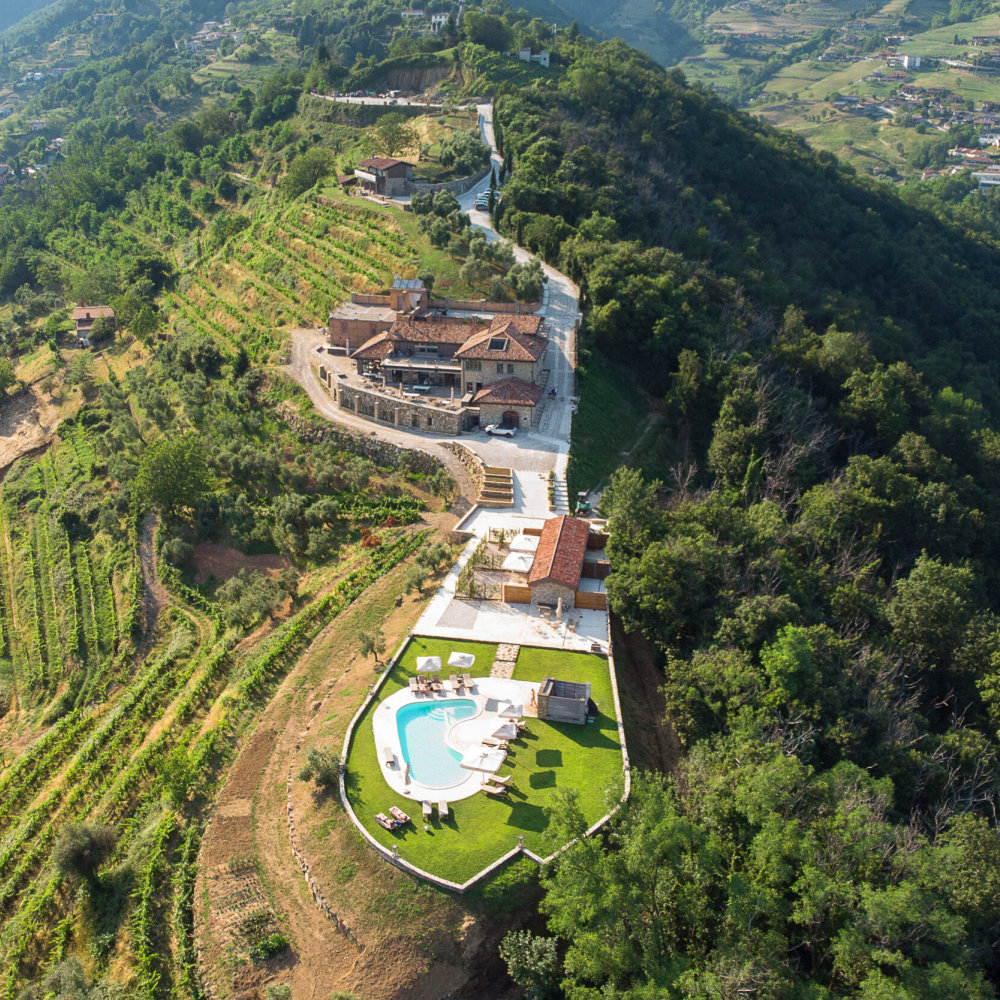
[408,677,419,694]
[482,784,508,797]
[375,812,396,830]
[449,673,462,692]
[383,746,395,767]
[430,673,443,692]
[488,773,512,785]
[421,799,433,818]
[438,800,449,818]
[463,672,474,689]
[482,737,508,749]
[389,806,410,825]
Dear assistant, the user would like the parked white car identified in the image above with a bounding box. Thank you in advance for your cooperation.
[484,424,516,437]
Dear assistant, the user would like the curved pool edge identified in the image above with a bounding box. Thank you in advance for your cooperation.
[396,698,479,790]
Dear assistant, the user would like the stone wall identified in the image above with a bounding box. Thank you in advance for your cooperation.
[326,316,385,348]
[402,162,490,197]
[478,400,537,430]
[442,441,484,495]
[335,380,466,435]
[464,358,538,390]
[279,405,444,473]
[529,580,576,610]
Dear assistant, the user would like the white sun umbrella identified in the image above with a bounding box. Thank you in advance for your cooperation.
[509,534,539,553]
[416,655,442,672]
[447,651,475,670]
[492,721,518,740]
[499,703,523,720]
[460,745,506,783]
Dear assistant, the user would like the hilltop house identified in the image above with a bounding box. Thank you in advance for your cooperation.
[351,313,547,427]
[517,47,550,67]
[72,306,115,347]
[354,157,414,196]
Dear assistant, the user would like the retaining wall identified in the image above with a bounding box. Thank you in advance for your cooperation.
[335,381,467,435]
[402,163,490,197]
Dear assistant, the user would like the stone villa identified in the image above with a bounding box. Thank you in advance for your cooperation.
[322,277,550,433]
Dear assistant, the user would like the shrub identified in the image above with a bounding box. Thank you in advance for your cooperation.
[53,822,118,882]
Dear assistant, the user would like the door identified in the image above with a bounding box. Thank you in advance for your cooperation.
[502,410,520,429]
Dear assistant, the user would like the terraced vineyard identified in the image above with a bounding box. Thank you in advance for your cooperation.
[0,168,438,987]
[164,192,420,363]
[0,415,427,993]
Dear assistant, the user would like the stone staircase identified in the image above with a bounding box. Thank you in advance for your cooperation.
[549,472,570,514]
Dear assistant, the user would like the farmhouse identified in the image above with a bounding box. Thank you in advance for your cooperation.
[354,157,415,196]
[72,306,115,347]
[528,515,591,610]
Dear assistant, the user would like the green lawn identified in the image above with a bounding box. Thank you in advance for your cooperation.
[344,637,625,884]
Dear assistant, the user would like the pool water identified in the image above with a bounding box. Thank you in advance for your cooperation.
[397,699,477,789]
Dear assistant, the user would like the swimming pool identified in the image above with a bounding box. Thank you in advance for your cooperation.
[397,699,477,789]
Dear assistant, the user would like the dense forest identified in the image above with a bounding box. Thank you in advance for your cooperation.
[489,27,1000,1000]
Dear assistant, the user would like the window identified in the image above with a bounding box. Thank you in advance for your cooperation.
[496,363,504,373]
[466,360,482,371]
[507,364,514,374]
[466,382,474,393]
[488,337,508,351]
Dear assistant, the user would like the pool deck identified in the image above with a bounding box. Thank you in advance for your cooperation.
[372,677,540,804]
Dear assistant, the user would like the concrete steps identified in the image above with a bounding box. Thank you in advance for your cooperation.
[550,473,570,514]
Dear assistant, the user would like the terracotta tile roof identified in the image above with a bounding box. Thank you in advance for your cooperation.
[352,315,544,359]
[72,306,115,322]
[359,156,410,170]
[528,516,590,589]
[351,331,393,359]
[454,327,546,362]
[489,314,543,335]
[470,376,543,407]
[387,318,485,345]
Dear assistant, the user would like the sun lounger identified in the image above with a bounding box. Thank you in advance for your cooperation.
[438,800,449,818]
[375,812,396,830]
[450,673,462,692]
[430,674,443,692]
[389,806,410,825]
[482,737,508,749]
[488,773,512,785]
[482,784,508,797]
[421,799,433,818]
[383,746,395,767]
[463,672,474,689]
[409,677,419,694]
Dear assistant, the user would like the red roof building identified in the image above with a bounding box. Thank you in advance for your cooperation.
[529,516,590,591]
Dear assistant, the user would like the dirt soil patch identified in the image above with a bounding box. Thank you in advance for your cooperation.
[0,386,61,474]
[192,543,292,584]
